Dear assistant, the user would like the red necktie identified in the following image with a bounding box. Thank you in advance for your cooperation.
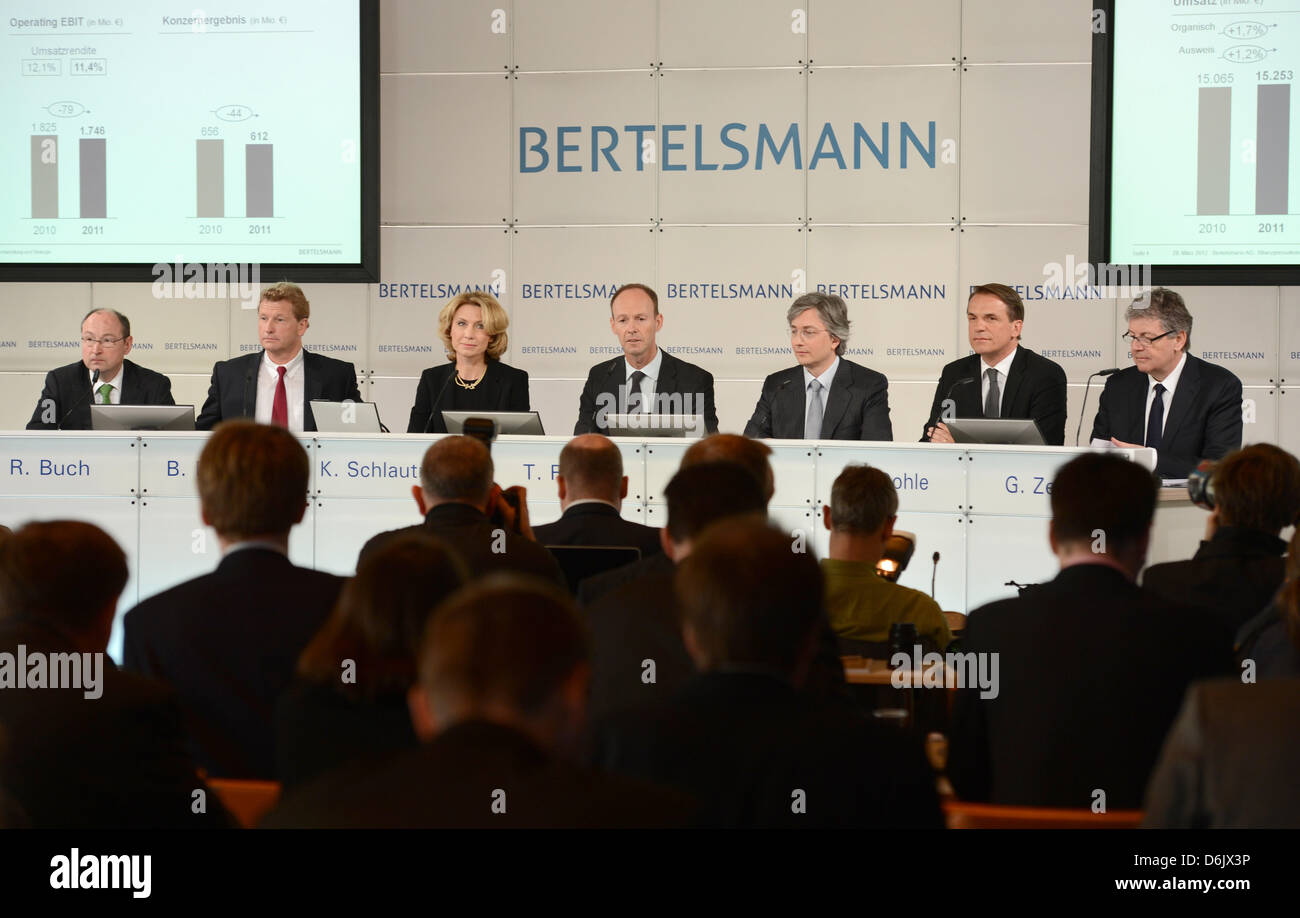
[271,365,288,428]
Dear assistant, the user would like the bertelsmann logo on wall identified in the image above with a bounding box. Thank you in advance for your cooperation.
[519,121,940,172]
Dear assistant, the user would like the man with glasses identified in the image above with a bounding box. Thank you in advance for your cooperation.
[743,292,892,440]
[1091,287,1242,479]
[26,308,175,430]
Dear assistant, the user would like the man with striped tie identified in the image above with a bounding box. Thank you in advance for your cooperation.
[26,308,175,430]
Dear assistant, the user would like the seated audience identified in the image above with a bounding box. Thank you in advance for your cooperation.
[123,421,345,779]
[1143,675,1300,828]
[265,578,693,827]
[592,519,942,828]
[582,462,768,722]
[821,464,951,652]
[532,434,661,558]
[1143,443,1300,634]
[947,453,1234,810]
[1236,526,1300,678]
[0,521,228,827]
[359,435,563,586]
[275,533,467,789]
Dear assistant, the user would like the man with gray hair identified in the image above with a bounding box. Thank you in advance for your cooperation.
[743,292,891,440]
[26,308,175,430]
[1090,287,1242,478]
[358,435,564,585]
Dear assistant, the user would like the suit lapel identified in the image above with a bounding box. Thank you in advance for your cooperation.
[117,359,138,403]
[956,354,983,417]
[820,361,853,437]
[656,350,678,401]
[997,348,1028,417]
[1160,355,1201,448]
[777,368,805,437]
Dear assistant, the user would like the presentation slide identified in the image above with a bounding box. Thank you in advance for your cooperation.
[1,1,361,265]
[1110,0,1300,265]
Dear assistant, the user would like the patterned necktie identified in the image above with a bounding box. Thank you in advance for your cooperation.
[627,370,647,413]
[1145,383,1166,450]
[271,365,289,427]
[983,368,1000,419]
[97,383,112,405]
[805,379,823,439]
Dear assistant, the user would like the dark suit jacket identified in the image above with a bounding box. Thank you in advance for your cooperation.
[1235,602,1300,679]
[1142,527,1287,636]
[1090,353,1243,478]
[0,617,230,828]
[406,360,530,433]
[920,347,1068,445]
[533,502,663,559]
[1143,677,1300,828]
[26,358,175,430]
[743,358,892,441]
[947,563,1234,809]
[574,349,719,436]
[273,681,416,791]
[122,547,345,779]
[359,502,565,587]
[263,719,694,828]
[592,672,942,828]
[195,349,362,431]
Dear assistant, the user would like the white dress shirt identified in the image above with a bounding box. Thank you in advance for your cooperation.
[980,346,1018,417]
[89,365,123,405]
[1145,351,1187,439]
[255,348,305,431]
[803,356,840,420]
[624,347,664,413]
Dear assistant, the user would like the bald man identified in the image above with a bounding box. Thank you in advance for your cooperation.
[532,434,662,558]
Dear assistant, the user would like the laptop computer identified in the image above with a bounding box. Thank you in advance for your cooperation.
[310,400,383,433]
[90,405,195,431]
[605,413,707,438]
[944,418,1046,446]
[442,410,545,435]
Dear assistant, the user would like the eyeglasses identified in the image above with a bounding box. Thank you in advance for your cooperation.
[1122,330,1176,348]
[81,335,125,347]
[790,327,827,341]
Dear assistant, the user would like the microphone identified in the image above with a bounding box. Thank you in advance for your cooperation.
[58,368,100,429]
[926,376,975,440]
[423,366,457,434]
[1075,367,1121,446]
[241,369,254,419]
[930,550,940,599]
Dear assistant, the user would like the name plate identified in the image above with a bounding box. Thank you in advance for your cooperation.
[0,434,138,496]
[815,443,965,514]
[965,446,1091,516]
[139,433,314,498]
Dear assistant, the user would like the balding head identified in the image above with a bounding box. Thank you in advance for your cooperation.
[682,434,775,504]
[418,436,495,510]
[557,434,626,508]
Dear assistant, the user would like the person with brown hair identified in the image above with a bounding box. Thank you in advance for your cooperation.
[921,283,1067,444]
[1144,443,1300,634]
[1236,524,1300,680]
[123,421,346,778]
[0,521,229,827]
[196,281,362,431]
[407,290,531,433]
[264,578,692,827]
[274,533,467,789]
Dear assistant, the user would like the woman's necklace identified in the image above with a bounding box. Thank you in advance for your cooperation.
[455,364,485,390]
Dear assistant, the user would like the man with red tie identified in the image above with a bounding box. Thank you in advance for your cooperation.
[196,282,361,431]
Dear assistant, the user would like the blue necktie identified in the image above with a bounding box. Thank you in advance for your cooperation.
[1145,383,1166,450]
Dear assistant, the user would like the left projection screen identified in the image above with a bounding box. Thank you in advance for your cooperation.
[0,0,375,280]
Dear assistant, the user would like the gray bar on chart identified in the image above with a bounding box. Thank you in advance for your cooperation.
[1197,87,1231,216]
[196,139,225,217]
[31,135,58,218]
[1256,83,1290,215]
[79,138,106,218]
[246,143,273,217]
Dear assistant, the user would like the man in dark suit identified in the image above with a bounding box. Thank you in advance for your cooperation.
[196,281,361,432]
[123,422,345,779]
[1143,677,1300,828]
[264,579,692,827]
[593,519,942,828]
[1091,287,1243,478]
[0,521,229,827]
[922,284,1067,445]
[1143,444,1300,635]
[532,434,661,558]
[26,308,175,430]
[574,283,718,436]
[359,435,564,586]
[743,292,892,441]
[947,453,1234,810]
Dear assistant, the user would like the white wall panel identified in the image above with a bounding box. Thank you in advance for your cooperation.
[0,283,92,372]
[961,0,1093,64]
[92,283,229,376]
[810,0,960,66]
[659,0,805,69]
[380,0,511,74]
[515,0,656,72]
